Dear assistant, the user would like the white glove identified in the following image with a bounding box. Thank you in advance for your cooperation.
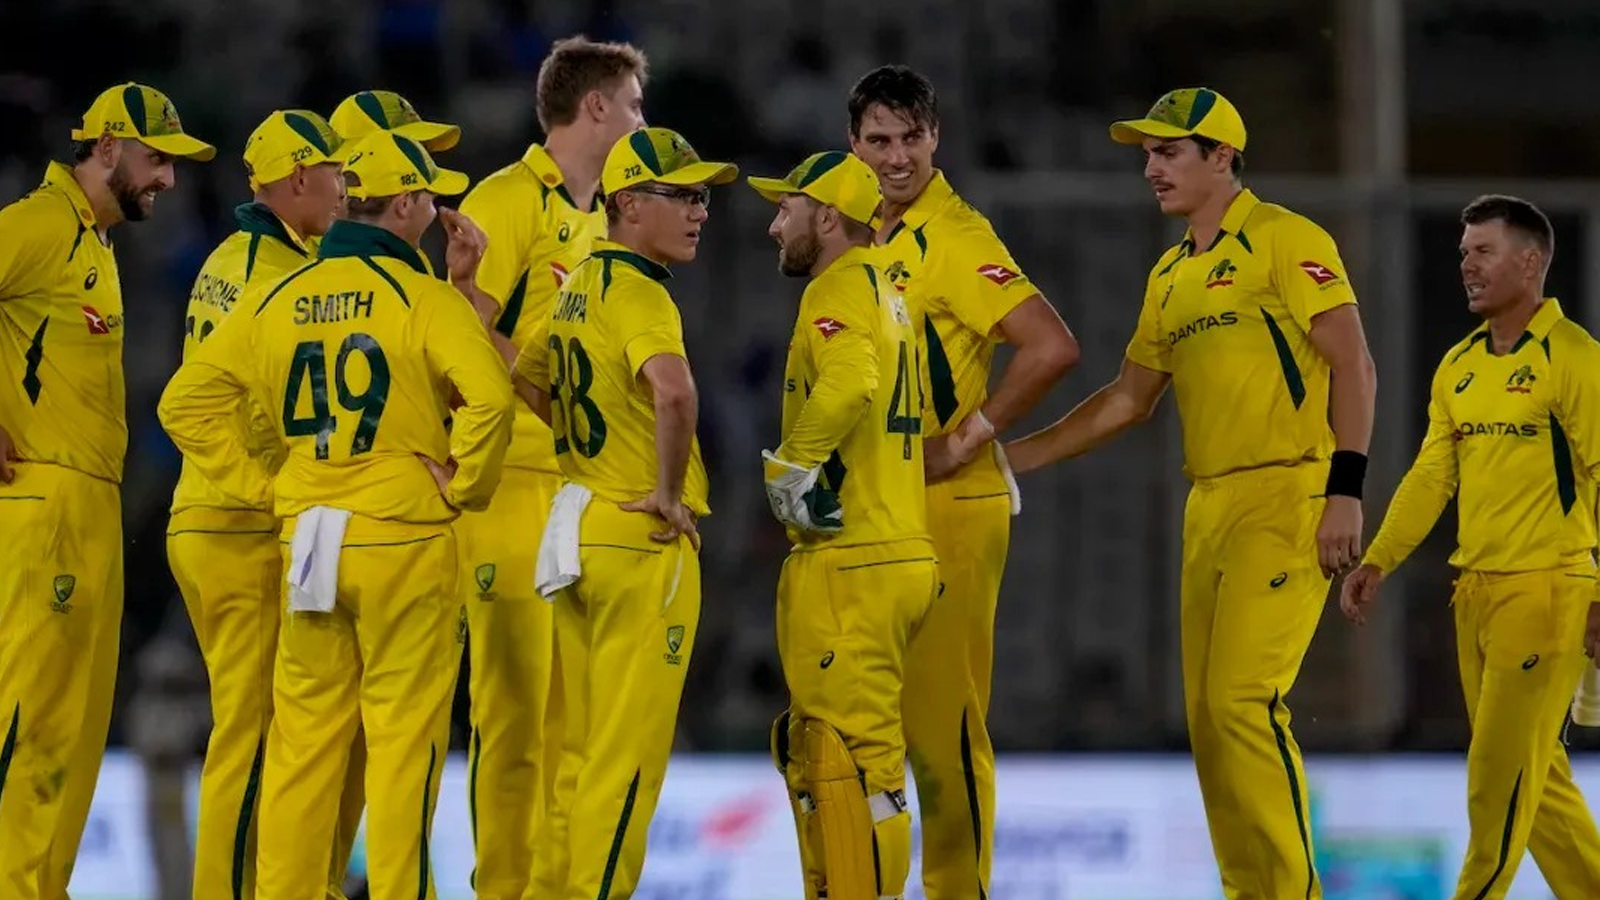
[1574,665,1600,727]
[762,450,843,534]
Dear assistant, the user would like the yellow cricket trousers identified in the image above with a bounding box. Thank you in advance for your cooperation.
[168,507,364,900]
[902,483,1008,900]
[1181,462,1328,900]
[255,516,462,900]
[777,538,937,900]
[0,462,122,900]
[1450,565,1600,900]
[549,502,700,900]
[457,467,561,900]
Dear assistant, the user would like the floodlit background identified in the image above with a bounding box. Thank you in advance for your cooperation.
[4,0,1600,897]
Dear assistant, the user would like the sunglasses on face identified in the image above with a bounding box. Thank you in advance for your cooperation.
[628,184,711,208]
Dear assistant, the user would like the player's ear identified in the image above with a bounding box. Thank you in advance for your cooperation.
[581,88,606,124]
[95,133,120,167]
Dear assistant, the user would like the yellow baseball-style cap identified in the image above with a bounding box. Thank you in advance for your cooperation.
[1110,87,1248,152]
[601,128,738,196]
[330,90,460,152]
[747,151,882,226]
[71,82,216,161]
[243,110,348,189]
[341,131,469,199]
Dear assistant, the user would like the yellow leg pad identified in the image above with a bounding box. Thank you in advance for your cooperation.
[794,717,910,900]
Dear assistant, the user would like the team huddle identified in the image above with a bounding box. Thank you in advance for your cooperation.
[2,31,1600,900]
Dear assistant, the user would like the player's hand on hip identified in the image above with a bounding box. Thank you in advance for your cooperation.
[416,453,459,507]
[1317,494,1363,578]
[620,488,701,551]
[439,207,488,287]
[0,424,15,483]
[1339,564,1384,625]
[925,413,994,484]
[1584,601,1600,662]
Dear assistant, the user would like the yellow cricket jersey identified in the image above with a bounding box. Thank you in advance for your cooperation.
[876,171,1036,493]
[159,220,513,522]
[1126,189,1357,480]
[0,163,126,483]
[169,202,312,518]
[460,144,605,473]
[778,246,928,550]
[1365,299,1600,574]
[514,240,711,516]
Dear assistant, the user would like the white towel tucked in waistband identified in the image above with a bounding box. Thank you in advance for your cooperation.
[1574,665,1600,728]
[536,483,594,600]
[993,442,1022,516]
[287,506,352,613]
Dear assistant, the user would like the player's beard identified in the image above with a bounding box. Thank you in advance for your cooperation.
[779,225,821,277]
[108,160,153,222]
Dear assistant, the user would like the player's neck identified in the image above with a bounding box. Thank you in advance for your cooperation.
[809,238,859,278]
[1183,183,1242,253]
[544,128,604,210]
[876,172,934,238]
[1486,294,1543,354]
[73,164,122,236]
[606,225,670,267]
[256,193,313,244]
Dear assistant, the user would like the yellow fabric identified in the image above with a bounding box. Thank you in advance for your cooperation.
[1180,462,1328,900]
[776,539,934,900]
[778,246,926,549]
[1109,87,1248,151]
[874,170,1033,493]
[0,464,122,899]
[254,518,461,900]
[460,144,605,473]
[1125,189,1356,481]
[158,221,513,523]
[329,90,460,152]
[168,517,362,900]
[1365,299,1600,574]
[1449,567,1600,900]
[169,202,310,519]
[520,240,711,516]
[71,81,215,160]
[600,127,736,195]
[243,110,349,188]
[748,151,882,226]
[341,132,468,199]
[903,484,1008,900]
[459,468,563,900]
[550,501,701,900]
[0,163,127,483]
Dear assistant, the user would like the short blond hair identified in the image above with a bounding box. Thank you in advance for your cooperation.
[536,37,648,132]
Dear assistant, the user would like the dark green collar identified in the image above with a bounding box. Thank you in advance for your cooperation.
[591,240,671,282]
[316,220,429,274]
[234,202,310,256]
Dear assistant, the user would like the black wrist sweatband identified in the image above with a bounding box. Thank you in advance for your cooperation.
[1326,450,1368,499]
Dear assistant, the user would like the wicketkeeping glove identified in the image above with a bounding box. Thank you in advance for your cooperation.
[762,450,843,534]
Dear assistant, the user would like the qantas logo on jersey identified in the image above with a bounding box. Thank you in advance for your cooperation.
[1298,261,1341,285]
[1455,421,1538,439]
[551,261,570,286]
[81,306,117,335]
[812,317,848,340]
[1167,311,1238,347]
[977,263,1021,286]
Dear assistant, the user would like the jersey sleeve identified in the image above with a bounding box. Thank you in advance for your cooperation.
[423,284,514,511]
[620,284,687,376]
[1124,261,1173,373]
[0,199,64,301]
[936,218,1037,339]
[157,312,274,508]
[777,274,881,469]
[1274,215,1358,332]
[459,178,537,310]
[1362,361,1461,574]
[513,331,549,389]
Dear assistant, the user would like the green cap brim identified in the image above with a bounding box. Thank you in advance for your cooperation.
[426,167,471,197]
[394,120,461,153]
[1109,118,1194,145]
[746,175,800,205]
[657,160,739,187]
[142,132,217,161]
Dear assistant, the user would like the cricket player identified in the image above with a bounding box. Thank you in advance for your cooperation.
[454,37,646,900]
[1342,195,1600,900]
[846,65,1079,900]
[749,150,936,900]
[511,126,734,899]
[0,82,213,900]
[158,132,512,900]
[166,108,365,900]
[1004,88,1377,900]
